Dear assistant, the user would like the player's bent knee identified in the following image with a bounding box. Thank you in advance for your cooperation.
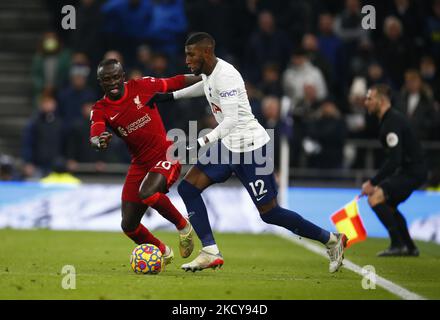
[141,192,161,206]
[121,218,139,233]
[258,198,277,215]
[138,187,156,202]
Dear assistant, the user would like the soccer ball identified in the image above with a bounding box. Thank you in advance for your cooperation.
[130,244,163,274]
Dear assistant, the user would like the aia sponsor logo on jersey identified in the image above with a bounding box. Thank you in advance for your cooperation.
[219,89,238,98]
[211,103,222,114]
[133,95,143,110]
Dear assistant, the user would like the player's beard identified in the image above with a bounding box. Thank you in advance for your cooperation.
[192,60,204,76]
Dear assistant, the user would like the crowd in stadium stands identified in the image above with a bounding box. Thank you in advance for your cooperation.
[3,0,439,188]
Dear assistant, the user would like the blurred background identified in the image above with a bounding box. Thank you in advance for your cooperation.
[0,0,440,240]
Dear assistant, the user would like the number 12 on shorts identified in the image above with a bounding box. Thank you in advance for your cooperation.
[249,180,268,202]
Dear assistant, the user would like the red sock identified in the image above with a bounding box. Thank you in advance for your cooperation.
[124,224,166,254]
[142,192,187,230]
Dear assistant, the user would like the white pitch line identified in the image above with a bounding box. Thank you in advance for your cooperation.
[278,233,427,300]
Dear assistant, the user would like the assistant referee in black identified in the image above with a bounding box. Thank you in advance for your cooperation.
[361,84,428,257]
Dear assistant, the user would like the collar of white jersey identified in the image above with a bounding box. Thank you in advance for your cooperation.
[205,58,223,78]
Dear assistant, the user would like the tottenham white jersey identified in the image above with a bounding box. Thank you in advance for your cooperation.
[174,58,270,152]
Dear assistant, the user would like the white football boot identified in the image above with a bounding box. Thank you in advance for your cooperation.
[326,233,348,273]
[181,249,224,272]
[179,220,194,258]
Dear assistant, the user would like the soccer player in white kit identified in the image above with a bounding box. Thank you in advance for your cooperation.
[147,32,347,273]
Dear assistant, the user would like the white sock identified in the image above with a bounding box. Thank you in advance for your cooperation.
[179,221,191,234]
[326,233,338,246]
[164,245,171,255]
[203,244,219,255]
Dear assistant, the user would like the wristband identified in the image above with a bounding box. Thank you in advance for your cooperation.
[197,137,207,147]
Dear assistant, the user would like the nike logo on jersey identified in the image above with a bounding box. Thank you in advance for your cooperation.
[110,113,119,121]
[256,194,266,202]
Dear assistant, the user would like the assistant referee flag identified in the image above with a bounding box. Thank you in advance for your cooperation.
[330,197,367,247]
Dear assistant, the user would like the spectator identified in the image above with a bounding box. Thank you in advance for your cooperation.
[289,82,324,167]
[365,62,390,87]
[397,69,437,140]
[419,55,440,103]
[66,101,127,173]
[150,53,173,78]
[282,48,328,106]
[244,10,292,83]
[260,96,282,166]
[317,12,343,81]
[40,157,81,185]
[57,63,97,129]
[100,0,154,64]
[186,0,236,59]
[31,31,71,99]
[334,0,369,55]
[305,100,347,169]
[135,44,154,75]
[347,38,375,85]
[376,16,415,89]
[148,0,187,56]
[245,81,264,122]
[302,33,332,90]
[70,0,104,66]
[425,0,440,60]
[128,68,143,80]
[22,94,64,178]
[257,63,283,97]
[103,50,125,64]
[389,0,423,43]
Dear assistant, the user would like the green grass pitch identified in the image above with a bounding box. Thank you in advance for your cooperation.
[0,229,439,300]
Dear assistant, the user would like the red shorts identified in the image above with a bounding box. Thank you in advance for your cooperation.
[121,160,181,203]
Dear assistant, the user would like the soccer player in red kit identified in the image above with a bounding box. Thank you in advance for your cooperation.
[90,59,200,266]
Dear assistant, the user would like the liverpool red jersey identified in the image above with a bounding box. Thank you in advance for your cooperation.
[90,76,185,164]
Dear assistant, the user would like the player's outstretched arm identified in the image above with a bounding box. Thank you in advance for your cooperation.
[146,81,205,109]
[183,74,202,87]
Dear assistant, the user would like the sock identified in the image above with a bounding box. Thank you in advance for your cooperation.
[142,192,187,230]
[203,244,219,255]
[124,224,166,254]
[393,208,417,250]
[178,180,216,247]
[261,205,330,245]
[372,204,404,248]
[326,232,338,246]
[179,222,192,235]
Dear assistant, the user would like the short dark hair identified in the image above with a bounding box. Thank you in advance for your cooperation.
[185,32,215,48]
[98,58,121,70]
[370,84,392,100]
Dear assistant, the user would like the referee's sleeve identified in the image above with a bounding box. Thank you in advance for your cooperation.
[371,127,403,185]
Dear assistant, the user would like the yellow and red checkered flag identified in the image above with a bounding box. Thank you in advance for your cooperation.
[330,196,367,248]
